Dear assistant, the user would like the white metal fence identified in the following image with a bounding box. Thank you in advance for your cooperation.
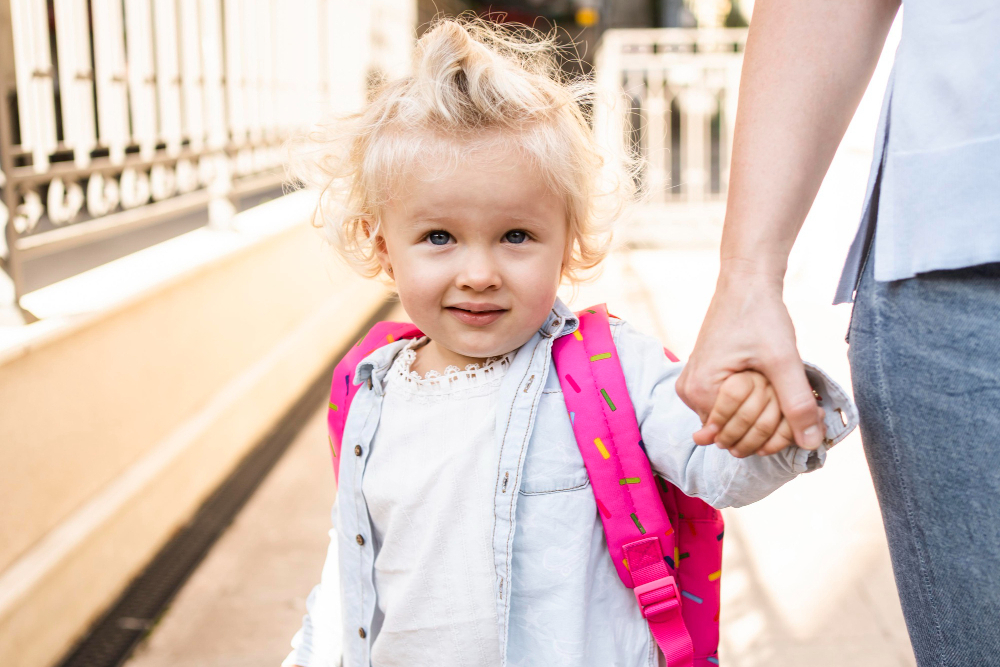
[593,28,746,205]
[0,0,414,311]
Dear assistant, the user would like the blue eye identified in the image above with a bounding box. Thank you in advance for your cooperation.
[427,231,451,246]
[504,230,528,244]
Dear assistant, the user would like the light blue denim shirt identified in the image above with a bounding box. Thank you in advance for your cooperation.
[284,299,858,667]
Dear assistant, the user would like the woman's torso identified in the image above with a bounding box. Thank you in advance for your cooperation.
[837,0,1000,301]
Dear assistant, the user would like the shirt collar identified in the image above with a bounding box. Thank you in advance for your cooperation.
[354,297,580,389]
[545,297,579,339]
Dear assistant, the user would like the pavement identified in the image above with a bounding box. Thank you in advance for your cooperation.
[124,404,339,667]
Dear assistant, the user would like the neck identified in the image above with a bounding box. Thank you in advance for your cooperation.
[410,339,488,377]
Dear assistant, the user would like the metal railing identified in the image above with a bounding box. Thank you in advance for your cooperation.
[0,0,404,313]
[593,28,746,205]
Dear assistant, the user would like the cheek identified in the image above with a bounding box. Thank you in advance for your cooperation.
[508,249,564,309]
[395,266,441,304]
[390,255,452,322]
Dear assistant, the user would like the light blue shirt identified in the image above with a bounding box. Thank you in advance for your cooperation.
[835,0,1000,304]
[284,299,857,667]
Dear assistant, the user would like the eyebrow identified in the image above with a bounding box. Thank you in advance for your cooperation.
[406,210,550,224]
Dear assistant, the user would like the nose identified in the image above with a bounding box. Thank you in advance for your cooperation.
[456,246,502,292]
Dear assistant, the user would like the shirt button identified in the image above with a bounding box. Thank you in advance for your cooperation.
[358,627,366,639]
[356,534,365,546]
[354,445,362,456]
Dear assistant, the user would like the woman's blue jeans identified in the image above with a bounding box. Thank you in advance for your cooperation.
[848,255,1000,666]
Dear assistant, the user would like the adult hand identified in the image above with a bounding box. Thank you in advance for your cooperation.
[677,265,825,451]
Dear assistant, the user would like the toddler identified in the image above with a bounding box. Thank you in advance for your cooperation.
[284,18,855,667]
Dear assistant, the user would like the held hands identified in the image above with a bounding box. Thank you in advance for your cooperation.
[677,267,828,454]
[692,370,825,458]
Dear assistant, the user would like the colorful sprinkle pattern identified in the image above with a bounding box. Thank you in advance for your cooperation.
[600,388,617,411]
[594,438,611,459]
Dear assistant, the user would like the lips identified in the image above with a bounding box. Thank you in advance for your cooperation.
[446,303,507,327]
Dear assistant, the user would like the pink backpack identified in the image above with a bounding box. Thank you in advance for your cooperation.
[327,305,723,667]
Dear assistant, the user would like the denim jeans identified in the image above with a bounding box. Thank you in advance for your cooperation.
[848,255,1000,666]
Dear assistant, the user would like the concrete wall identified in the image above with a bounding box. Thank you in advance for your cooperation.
[0,192,387,667]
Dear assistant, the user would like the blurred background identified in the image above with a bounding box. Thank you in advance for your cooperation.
[0,1,915,666]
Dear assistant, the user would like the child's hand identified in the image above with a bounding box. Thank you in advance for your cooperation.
[692,371,825,458]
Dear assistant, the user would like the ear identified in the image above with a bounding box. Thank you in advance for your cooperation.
[364,218,392,277]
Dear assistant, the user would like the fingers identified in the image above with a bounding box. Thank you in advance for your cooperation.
[695,373,757,445]
[704,373,757,429]
[692,422,720,447]
[729,396,782,458]
[757,406,826,456]
[714,375,771,450]
[756,417,795,456]
[767,357,825,450]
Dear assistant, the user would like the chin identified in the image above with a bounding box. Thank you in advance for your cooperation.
[453,342,509,360]
[446,331,515,360]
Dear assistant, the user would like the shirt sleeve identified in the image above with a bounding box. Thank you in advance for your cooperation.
[282,502,343,667]
[611,320,858,509]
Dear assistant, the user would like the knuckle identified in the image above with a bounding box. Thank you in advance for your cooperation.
[729,412,753,434]
[745,422,770,443]
[722,374,752,400]
[785,397,819,420]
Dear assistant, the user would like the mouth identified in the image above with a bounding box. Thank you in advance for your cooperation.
[445,303,508,327]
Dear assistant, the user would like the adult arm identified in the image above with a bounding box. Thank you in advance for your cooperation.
[677,0,900,450]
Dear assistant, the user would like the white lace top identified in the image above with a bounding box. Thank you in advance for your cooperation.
[362,338,512,667]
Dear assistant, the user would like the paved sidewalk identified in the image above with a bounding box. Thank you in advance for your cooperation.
[125,405,338,667]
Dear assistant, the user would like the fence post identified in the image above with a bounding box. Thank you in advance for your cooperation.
[208,152,236,229]
[0,0,31,323]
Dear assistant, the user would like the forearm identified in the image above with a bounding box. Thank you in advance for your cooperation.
[721,0,899,282]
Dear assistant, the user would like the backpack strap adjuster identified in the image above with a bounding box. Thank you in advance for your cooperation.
[634,575,682,621]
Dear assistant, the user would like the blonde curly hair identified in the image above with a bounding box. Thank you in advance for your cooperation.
[286,16,637,283]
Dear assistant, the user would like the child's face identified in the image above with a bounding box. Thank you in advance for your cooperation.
[376,145,567,369]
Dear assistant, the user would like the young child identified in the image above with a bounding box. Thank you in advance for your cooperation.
[284,18,855,667]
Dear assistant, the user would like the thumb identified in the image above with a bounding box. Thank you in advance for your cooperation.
[767,356,824,450]
[676,363,715,424]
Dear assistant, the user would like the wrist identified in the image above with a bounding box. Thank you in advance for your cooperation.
[716,256,786,293]
[718,210,795,285]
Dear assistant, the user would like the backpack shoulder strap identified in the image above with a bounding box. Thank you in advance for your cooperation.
[552,305,694,667]
[327,320,422,482]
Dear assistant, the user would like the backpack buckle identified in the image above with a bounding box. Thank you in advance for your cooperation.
[634,575,682,621]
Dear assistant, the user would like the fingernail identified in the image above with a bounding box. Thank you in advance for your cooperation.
[803,425,821,448]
